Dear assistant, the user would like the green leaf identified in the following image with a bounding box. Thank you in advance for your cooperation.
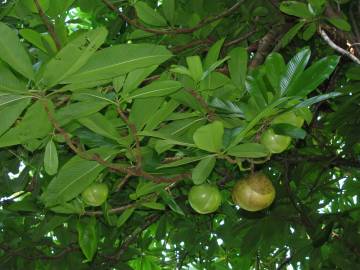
[272,123,306,139]
[41,147,118,207]
[193,121,224,152]
[129,97,164,130]
[49,199,85,214]
[157,155,210,169]
[0,22,34,80]
[63,44,172,84]
[78,113,121,142]
[326,17,351,31]
[265,53,286,91]
[302,22,316,41]
[135,1,167,27]
[287,56,340,97]
[280,47,311,96]
[186,56,203,82]
[280,1,314,18]
[131,181,167,200]
[277,21,305,49]
[227,143,270,158]
[0,96,30,136]
[295,92,341,108]
[117,208,135,227]
[19,29,49,53]
[77,217,98,261]
[192,156,216,185]
[44,140,59,175]
[0,100,53,148]
[139,130,195,147]
[142,202,166,210]
[123,65,158,95]
[128,80,182,99]
[0,61,27,93]
[41,27,108,88]
[144,99,179,131]
[204,38,225,69]
[346,66,360,81]
[162,0,175,24]
[228,47,248,91]
[160,190,184,215]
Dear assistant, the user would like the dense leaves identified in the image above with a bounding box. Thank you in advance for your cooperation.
[0,0,359,269]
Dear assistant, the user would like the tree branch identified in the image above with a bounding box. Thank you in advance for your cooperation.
[101,0,245,35]
[33,0,61,50]
[185,88,216,121]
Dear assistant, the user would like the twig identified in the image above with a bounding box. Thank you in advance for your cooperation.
[102,0,244,35]
[114,214,160,260]
[116,107,142,170]
[185,88,216,121]
[319,26,360,64]
[33,0,61,50]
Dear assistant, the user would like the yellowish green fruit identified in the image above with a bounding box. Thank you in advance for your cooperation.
[188,184,222,214]
[81,183,109,206]
[260,128,291,153]
[232,172,275,212]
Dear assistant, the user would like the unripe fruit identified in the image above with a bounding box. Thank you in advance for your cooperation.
[188,184,222,214]
[232,172,275,212]
[260,128,291,153]
[81,183,109,206]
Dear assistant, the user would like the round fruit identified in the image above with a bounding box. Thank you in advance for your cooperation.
[260,128,291,153]
[81,183,109,206]
[273,111,304,128]
[188,184,222,214]
[232,172,275,212]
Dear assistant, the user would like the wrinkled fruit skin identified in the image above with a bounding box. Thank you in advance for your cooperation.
[188,184,222,214]
[81,183,109,206]
[232,172,275,212]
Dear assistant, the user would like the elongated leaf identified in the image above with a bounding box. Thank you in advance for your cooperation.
[128,80,182,99]
[326,17,351,32]
[0,100,53,148]
[157,155,210,169]
[0,62,27,93]
[265,53,286,91]
[0,22,34,80]
[0,93,31,108]
[204,38,225,69]
[287,56,340,97]
[280,1,313,18]
[277,21,305,50]
[145,99,179,131]
[78,113,120,141]
[280,47,311,96]
[41,147,118,207]
[227,143,270,158]
[63,44,172,83]
[117,208,135,227]
[138,130,195,147]
[192,156,216,185]
[41,27,108,88]
[123,65,158,94]
[0,96,29,137]
[77,217,98,261]
[186,56,203,82]
[228,47,248,91]
[160,190,184,215]
[135,1,167,27]
[44,140,59,175]
[295,92,341,108]
[272,123,306,139]
[193,121,224,153]
[162,0,175,24]
[19,29,48,53]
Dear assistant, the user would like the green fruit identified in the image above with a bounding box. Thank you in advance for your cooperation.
[81,183,109,206]
[232,172,275,212]
[260,128,291,153]
[273,111,304,128]
[188,184,222,214]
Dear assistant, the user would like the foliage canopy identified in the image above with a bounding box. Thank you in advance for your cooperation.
[0,0,360,269]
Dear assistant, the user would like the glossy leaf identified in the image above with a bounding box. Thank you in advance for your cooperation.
[227,143,270,158]
[0,22,34,80]
[280,1,314,18]
[41,27,108,88]
[77,217,98,261]
[193,121,224,152]
[192,156,216,185]
[265,53,286,92]
[44,140,59,175]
